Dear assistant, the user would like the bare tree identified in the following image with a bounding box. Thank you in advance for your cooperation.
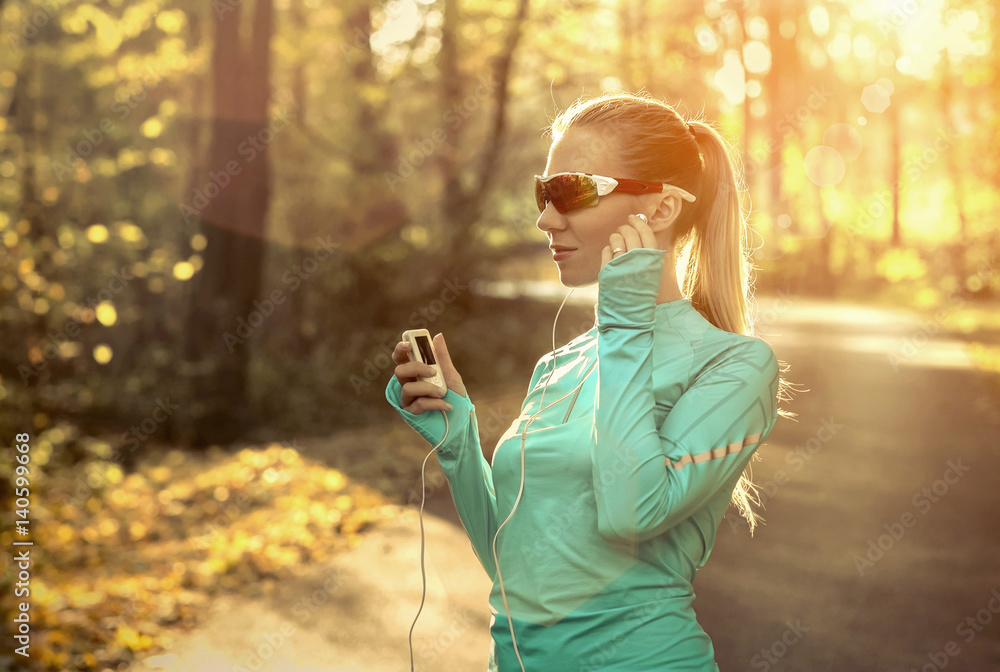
[181,0,274,446]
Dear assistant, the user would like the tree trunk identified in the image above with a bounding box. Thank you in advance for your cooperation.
[288,0,313,351]
[438,0,530,294]
[733,1,753,193]
[888,98,901,246]
[181,0,274,447]
[618,0,635,90]
[813,180,835,295]
[940,54,967,280]
[763,0,785,216]
[340,0,409,253]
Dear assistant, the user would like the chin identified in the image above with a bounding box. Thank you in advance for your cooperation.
[557,269,598,289]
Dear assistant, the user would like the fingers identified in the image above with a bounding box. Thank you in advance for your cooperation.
[630,213,659,249]
[403,396,454,415]
[393,334,467,411]
[401,379,450,411]
[607,214,659,260]
[615,223,641,251]
[602,213,660,272]
[609,231,626,253]
[433,333,467,398]
[604,220,640,264]
[392,340,437,401]
[391,339,412,366]
[392,340,435,376]
[432,332,451,370]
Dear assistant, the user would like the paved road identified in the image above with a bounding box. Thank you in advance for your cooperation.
[133,295,1000,672]
[693,296,1000,672]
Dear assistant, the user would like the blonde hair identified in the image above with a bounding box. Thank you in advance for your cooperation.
[548,91,797,534]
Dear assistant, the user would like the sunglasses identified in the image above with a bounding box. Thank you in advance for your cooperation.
[534,172,697,214]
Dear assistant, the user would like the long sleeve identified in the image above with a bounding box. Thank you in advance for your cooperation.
[592,248,780,545]
[384,376,500,580]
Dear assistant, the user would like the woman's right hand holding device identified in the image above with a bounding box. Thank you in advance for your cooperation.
[392,332,467,414]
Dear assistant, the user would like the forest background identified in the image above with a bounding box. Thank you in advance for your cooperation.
[0,0,998,670]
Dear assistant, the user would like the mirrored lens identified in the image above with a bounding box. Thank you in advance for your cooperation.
[534,174,599,214]
[534,177,548,213]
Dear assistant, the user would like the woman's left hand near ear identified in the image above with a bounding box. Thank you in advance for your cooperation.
[600,213,662,270]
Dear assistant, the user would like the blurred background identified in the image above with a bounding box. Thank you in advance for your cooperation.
[1,0,999,670]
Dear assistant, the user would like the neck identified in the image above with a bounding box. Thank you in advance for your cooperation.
[655,249,685,305]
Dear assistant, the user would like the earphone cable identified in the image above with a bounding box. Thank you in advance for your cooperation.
[409,287,579,672]
[493,286,576,672]
[409,410,450,672]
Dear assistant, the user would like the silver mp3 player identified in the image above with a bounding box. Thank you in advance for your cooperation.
[401,329,447,396]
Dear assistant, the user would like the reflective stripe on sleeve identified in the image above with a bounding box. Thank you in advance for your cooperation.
[664,432,763,470]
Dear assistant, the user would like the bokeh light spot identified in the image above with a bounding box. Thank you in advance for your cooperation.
[173,261,195,280]
[141,117,163,138]
[96,302,118,326]
[804,146,845,187]
[821,123,863,162]
[861,84,891,114]
[93,345,113,364]
[87,224,109,243]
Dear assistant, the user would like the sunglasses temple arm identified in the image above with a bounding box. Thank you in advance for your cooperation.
[662,184,697,202]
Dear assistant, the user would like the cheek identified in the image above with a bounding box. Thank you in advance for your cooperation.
[569,200,632,248]
[588,204,631,242]
[576,214,612,246]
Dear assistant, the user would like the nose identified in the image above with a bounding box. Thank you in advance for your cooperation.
[536,202,566,235]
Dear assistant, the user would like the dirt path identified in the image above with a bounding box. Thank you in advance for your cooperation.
[132,509,493,672]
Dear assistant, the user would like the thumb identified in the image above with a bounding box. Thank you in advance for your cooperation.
[433,332,467,398]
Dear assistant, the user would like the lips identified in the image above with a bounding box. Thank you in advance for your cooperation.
[551,247,575,261]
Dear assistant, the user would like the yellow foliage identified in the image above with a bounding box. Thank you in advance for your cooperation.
[155,9,186,34]
[325,469,347,491]
[2,436,409,672]
[114,624,154,652]
[969,342,1000,374]
[876,247,928,283]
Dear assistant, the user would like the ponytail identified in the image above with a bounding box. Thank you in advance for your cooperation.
[681,120,752,337]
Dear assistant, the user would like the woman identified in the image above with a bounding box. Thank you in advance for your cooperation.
[386,92,793,671]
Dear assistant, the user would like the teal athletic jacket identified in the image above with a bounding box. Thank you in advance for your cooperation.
[386,248,781,671]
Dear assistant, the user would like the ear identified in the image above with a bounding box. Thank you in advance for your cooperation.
[646,192,683,234]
